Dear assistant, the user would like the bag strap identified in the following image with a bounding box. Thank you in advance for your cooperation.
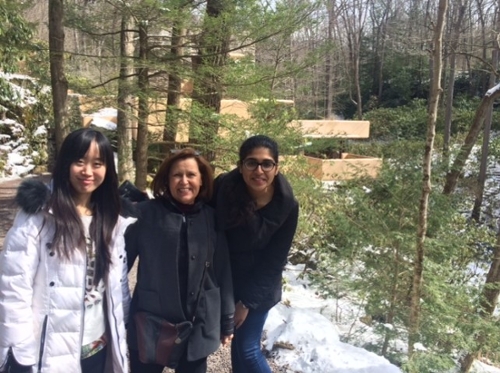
[190,208,213,323]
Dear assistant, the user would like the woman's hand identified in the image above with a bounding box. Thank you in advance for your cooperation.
[234,301,249,329]
[221,334,233,347]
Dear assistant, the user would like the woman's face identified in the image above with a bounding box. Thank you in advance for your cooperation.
[239,147,278,196]
[69,140,106,203]
[169,157,202,205]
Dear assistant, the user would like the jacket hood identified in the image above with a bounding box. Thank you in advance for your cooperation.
[15,179,50,214]
[14,178,139,218]
[215,168,297,231]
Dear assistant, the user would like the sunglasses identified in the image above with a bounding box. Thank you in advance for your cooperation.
[242,159,277,172]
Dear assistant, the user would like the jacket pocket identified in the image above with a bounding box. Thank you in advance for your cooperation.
[202,287,221,335]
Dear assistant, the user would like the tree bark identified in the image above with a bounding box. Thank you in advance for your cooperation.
[325,0,335,118]
[135,22,149,192]
[443,3,466,157]
[49,0,69,156]
[381,246,400,357]
[373,0,391,102]
[471,7,500,222]
[116,15,135,184]
[191,0,232,161]
[408,0,448,357]
[164,22,185,145]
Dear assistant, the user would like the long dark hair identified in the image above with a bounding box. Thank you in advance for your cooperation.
[229,135,279,225]
[47,128,120,284]
[151,148,214,203]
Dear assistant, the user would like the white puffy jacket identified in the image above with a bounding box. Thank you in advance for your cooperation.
[0,208,136,373]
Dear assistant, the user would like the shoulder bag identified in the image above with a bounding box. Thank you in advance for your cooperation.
[134,212,211,368]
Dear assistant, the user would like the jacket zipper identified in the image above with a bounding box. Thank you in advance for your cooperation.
[37,315,48,373]
[78,248,88,368]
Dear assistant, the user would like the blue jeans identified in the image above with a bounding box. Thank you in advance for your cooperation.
[231,309,272,373]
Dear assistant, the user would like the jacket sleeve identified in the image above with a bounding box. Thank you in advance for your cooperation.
[214,231,235,335]
[125,220,140,272]
[0,212,42,369]
[240,202,299,309]
[121,256,131,325]
[116,216,137,324]
[208,174,224,209]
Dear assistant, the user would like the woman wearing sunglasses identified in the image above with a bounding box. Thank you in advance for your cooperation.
[212,135,299,373]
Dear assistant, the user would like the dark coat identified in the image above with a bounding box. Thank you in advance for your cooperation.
[213,169,299,311]
[125,198,234,362]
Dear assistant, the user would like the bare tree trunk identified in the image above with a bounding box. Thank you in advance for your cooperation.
[443,85,500,195]
[135,22,149,192]
[354,50,362,119]
[49,0,69,155]
[191,0,232,161]
[408,0,448,357]
[478,0,488,62]
[325,0,335,119]
[116,15,135,183]
[339,0,368,120]
[471,8,500,221]
[443,3,466,157]
[381,246,400,357]
[164,23,185,145]
[374,0,391,102]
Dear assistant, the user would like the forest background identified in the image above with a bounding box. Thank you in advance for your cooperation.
[1,0,500,372]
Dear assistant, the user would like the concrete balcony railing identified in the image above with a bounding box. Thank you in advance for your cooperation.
[305,153,382,181]
[291,120,382,181]
[290,120,370,139]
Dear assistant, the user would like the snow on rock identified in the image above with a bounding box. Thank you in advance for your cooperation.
[471,361,500,373]
[7,153,24,165]
[84,108,118,130]
[91,117,117,130]
[94,107,117,116]
[265,303,401,373]
[33,125,47,137]
[263,265,402,373]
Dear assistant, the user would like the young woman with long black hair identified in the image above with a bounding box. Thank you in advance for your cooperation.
[0,128,135,373]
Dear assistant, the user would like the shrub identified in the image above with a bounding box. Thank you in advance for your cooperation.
[364,99,429,141]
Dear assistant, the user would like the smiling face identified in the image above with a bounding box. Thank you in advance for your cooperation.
[168,157,202,205]
[239,147,279,197]
[69,140,106,206]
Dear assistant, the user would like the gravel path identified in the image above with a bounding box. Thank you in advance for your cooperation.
[0,175,289,373]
